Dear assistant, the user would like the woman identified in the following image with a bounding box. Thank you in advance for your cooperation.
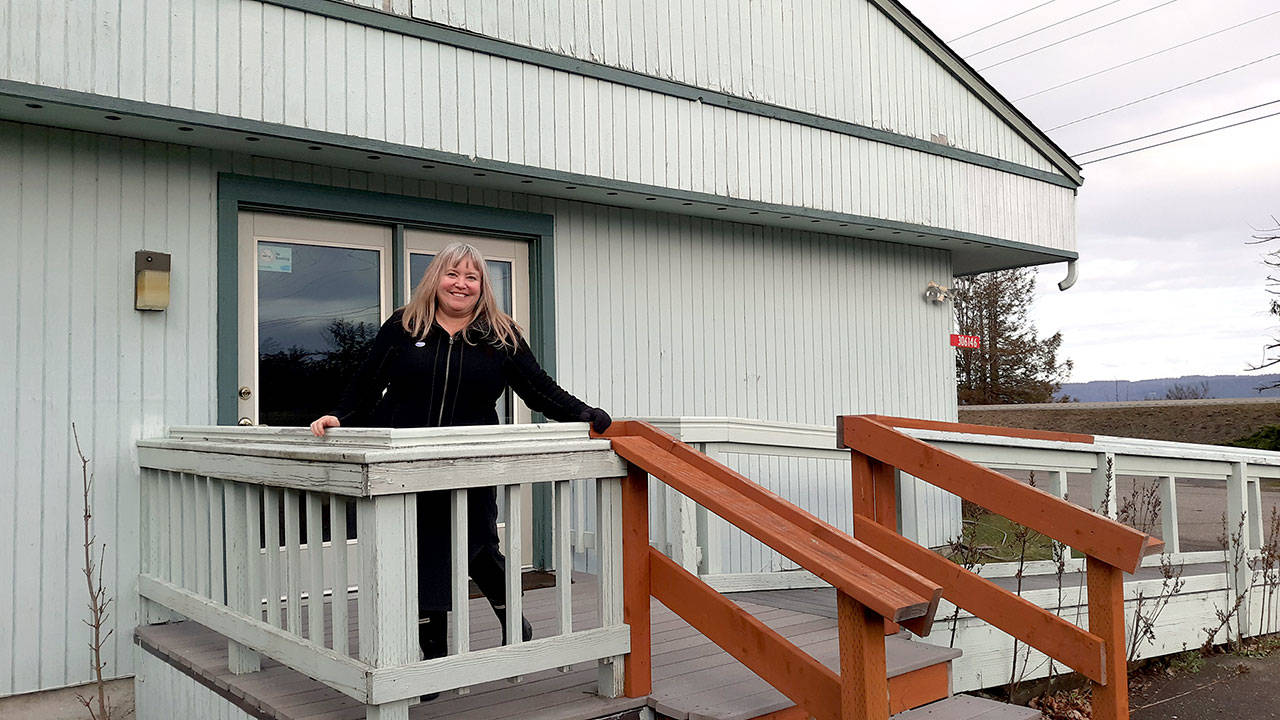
[309,241,611,669]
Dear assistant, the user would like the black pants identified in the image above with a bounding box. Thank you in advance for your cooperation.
[417,488,516,659]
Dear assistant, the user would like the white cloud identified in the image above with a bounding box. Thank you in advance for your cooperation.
[907,0,1280,381]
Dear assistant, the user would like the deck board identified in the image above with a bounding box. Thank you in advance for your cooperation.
[135,573,962,720]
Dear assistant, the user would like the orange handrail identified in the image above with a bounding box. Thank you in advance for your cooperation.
[599,420,943,720]
[837,415,1161,720]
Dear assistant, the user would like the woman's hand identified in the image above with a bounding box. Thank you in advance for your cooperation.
[578,407,612,434]
[310,415,341,437]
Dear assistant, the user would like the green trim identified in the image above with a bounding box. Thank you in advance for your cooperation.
[215,174,557,425]
[257,0,1077,189]
[391,224,406,306]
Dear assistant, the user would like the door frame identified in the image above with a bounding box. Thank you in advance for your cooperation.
[216,174,557,427]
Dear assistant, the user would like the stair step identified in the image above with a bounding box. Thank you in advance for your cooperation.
[892,695,1042,720]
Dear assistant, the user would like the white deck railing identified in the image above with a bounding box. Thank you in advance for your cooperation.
[641,417,1280,619]
[137,424,629,720]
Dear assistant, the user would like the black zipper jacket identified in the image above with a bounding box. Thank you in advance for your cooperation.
[330,309,591,613]
[331,309,588,428]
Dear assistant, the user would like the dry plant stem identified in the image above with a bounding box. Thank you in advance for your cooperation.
[1007,472,1038,695]
[72,423,113,720]
[1202,513,1248,652]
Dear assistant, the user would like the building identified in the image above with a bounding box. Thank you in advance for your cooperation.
[0,0,1083,707]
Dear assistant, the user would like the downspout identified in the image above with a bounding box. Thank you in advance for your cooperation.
[1057,259,1078,291]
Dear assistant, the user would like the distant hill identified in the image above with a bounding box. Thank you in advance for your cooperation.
[1059,374,1280,402]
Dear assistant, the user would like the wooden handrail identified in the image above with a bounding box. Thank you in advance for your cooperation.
[837,414,1163,720]
[600,420,945,720]
[603,422,941,627]
[839,415,1158,572]
[858,414,1095,444]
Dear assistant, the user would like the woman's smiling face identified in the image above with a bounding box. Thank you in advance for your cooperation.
[435,259,482,318]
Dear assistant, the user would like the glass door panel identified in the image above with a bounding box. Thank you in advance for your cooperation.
[237,212,393,426]
[257,242,382,426]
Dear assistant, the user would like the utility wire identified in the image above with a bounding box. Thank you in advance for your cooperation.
[1049,49,1280,130]
[1015,8,1280,101]
[1074,98,1280,156]
[965,0,1123,57]
[948,1,1057,43]
[1079,107,1280,164]
[978,0,1182,71]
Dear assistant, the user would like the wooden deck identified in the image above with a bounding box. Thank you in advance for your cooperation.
[135,574,961,720]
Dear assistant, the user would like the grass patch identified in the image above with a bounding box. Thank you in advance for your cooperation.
[1167,650,1207,675]
[957,513,1059,563]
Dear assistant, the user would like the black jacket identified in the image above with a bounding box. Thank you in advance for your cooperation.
[332,309,589,428]
[331,309,589,613]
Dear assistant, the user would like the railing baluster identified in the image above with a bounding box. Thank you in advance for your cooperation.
[284,489,302,636]
[158,472,172,587]
[1159,476,1180,555]
[574,477,587,552]
[306,492,325,645]
[1092,451,1117,517]
[596,476,624,698]
[225,481,261,674]
[330,496,349,656]
[554,480,572,637]
[263,487,282,627]
[504,484,524,648]
[246,486,262,624]
[178,473,192,590]
[208,477,226,604]
[449,488,469,656]
[193,474,210,598]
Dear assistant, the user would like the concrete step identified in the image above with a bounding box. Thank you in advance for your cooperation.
[892,694,1042,720]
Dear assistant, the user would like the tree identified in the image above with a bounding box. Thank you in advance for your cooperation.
[953,268,1072,405]
[1164,381,1211,400]
[1250,218,1280,389]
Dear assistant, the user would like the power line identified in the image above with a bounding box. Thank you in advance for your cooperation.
[1048,49,1280,130]
[948,1,1057,43]
[978,0,1182,72]
[1074,98,1280,156]
[1079,107,1280,164]
[965,0,1123,57]
[1015,8,1280,101]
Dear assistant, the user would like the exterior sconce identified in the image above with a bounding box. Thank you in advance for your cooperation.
[924,281,951,304]
[135,250,171,311]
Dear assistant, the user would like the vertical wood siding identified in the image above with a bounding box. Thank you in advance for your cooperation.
[0,0,1076,253]
[382,0,1057,175]
[0,120,954,694]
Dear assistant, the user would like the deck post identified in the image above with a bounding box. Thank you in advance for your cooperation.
[596,476,626,698]
[838,590,889,720]
[851,452,900,633]
[1087,558,1128,720]
[1226,461,1253,638]
[621,464,651,697]
[358,494,418,720]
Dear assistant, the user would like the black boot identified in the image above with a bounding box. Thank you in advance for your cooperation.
[492,604,534,645]
[418,612,446,701]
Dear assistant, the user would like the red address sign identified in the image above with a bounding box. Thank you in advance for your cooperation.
[951,334,981,348]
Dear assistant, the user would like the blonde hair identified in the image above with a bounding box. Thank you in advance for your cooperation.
[401,241,522,348]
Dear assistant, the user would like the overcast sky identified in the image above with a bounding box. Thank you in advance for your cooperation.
[906,0,1280,382]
